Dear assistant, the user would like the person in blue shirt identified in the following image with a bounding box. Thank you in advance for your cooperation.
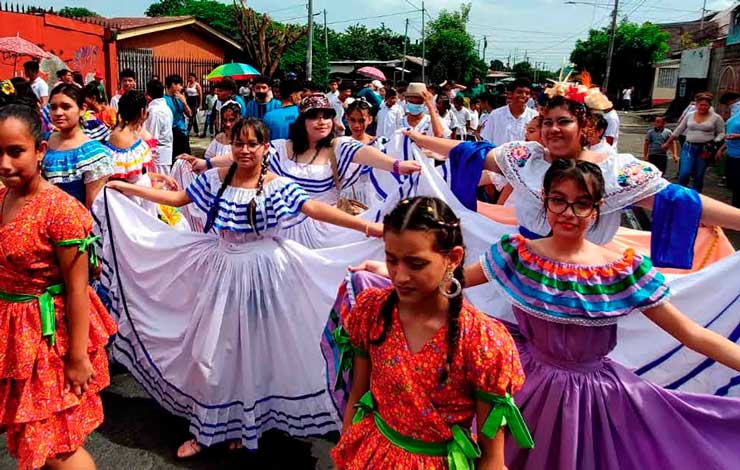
[717,92,740,207]
[245,75,280,119]
[214,78,247,118]
[263,79,302,140]
[356,80,383,110]
[164,74,192,156]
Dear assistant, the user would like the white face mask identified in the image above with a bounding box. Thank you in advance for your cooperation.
[731,101,740,117]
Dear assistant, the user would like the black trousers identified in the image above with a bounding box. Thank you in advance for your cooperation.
[727,156,740,208]
[172,127,191,157]
[648,153,668,174]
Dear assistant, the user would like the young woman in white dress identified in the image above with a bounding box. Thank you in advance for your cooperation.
[184,94,421,248]
[102,118,386,458]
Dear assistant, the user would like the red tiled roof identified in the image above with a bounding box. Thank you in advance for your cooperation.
[79,16,193,30]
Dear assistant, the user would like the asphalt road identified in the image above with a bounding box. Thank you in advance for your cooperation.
[1,112,736,470]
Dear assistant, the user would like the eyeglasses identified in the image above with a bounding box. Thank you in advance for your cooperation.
[544,196,598,218]
[232,141,263,150]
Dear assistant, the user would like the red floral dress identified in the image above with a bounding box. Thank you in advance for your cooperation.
[0,186,117,470]
[332,287,525,470]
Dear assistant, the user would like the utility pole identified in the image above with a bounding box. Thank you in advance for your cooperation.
[324,9,328,53]
[307,0,314,81]
[402,18,409,81]
[482,36,487,64]
[700,0,707,34]
[421,0,426,83]
[603,0,619,92]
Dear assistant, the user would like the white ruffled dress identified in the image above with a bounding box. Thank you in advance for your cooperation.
[268,137,371,248]
[93,171,389,449]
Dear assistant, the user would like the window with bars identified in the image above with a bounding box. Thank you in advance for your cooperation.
[657,68,679,89]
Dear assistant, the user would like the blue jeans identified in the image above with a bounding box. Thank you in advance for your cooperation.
[678,142,710,193]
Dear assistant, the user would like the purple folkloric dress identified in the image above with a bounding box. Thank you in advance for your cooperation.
[481,234,740,470]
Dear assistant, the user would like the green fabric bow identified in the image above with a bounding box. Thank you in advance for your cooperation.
[333,324,354,391]
[351,391,481,470]
[0,283,63,345]
[476,390,534,449]
[58,234,101,269]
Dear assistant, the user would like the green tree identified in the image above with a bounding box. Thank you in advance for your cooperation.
[59,7,100,17]
[280,36,330,86]
[425,3,487,85]
[512,61,533,80]
[145,0,237,38]
[570,21,669,94]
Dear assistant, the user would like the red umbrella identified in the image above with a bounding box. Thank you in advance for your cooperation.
[0,34,51,75]
[357,66,386,82]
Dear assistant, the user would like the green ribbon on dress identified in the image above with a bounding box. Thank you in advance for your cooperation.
[57,234,101,269]
[0,283,64,346]
[333,322,367,391]
[475,390,534,449]
[352,391,481,470]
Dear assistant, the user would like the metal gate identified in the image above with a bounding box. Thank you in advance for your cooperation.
[117,48,154,87]
[117,49,222,92]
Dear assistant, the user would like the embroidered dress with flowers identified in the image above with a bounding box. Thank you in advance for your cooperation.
[0,187,116,470]
[481,234,740,470]
[331,287,532,470]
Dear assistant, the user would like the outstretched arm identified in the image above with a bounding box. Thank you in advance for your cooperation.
[106,180,192,207]
[351,144,421,174]
[643,302,740,372]
[637,193,740,231]
[403,129,501,174]
[301,200,383,236]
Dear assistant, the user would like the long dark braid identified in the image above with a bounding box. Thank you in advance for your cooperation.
[203,162,237,233]
[248,151,269,236]
[371,196,465,384]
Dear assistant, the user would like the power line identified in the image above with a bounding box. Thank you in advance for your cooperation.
[326,10,418,26]
[264,3,305,14]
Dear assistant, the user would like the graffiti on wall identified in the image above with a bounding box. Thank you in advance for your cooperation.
[73,45,98,72]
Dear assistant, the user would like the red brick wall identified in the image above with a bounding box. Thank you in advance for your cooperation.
[0,12,114,94]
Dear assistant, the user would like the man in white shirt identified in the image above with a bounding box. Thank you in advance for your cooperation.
[603,106,620,151]
[331,82,355,135]
[23,60,48,106]
[376,88,405,138]
[326,78,340,101]
[401,82,451,138]
[144,79,174,174]
[480,78,538,145]
[621,86,633,111]
[111,69,137,111]
[450,95,473,140]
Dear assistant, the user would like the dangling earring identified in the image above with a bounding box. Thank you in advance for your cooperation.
[439,269,462,299]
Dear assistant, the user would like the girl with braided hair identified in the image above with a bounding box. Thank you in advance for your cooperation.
[102,118,385,458]
[332,196,531,470]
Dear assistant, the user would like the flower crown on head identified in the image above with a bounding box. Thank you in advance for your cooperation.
[544,70,612,111]
[1,80,15,96]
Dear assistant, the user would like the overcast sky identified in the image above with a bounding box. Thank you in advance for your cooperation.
[33,0,738,68]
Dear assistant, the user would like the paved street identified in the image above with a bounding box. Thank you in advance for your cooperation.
[0,112,736,470]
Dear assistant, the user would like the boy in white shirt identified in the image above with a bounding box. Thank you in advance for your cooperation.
[480,78,538,145]
[450,95,473,140]
[376,88,405,138]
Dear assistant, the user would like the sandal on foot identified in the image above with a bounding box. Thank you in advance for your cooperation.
[228,441,245,451]
[176,439,203,459]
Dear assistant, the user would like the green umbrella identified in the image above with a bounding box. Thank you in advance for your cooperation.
[206,63,260,81]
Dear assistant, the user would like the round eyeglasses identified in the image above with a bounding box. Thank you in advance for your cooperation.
[544,196,597,218]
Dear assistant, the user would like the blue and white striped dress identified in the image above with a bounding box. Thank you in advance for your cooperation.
[268,137,370,248]
[42,139,114,204]
[94,170,358,451]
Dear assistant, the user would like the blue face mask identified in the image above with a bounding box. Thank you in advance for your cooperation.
[731,101,740,117]
[406,102,426,115]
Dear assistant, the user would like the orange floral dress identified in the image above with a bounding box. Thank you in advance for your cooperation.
[331,287,525,470]
[0,186,117,470]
